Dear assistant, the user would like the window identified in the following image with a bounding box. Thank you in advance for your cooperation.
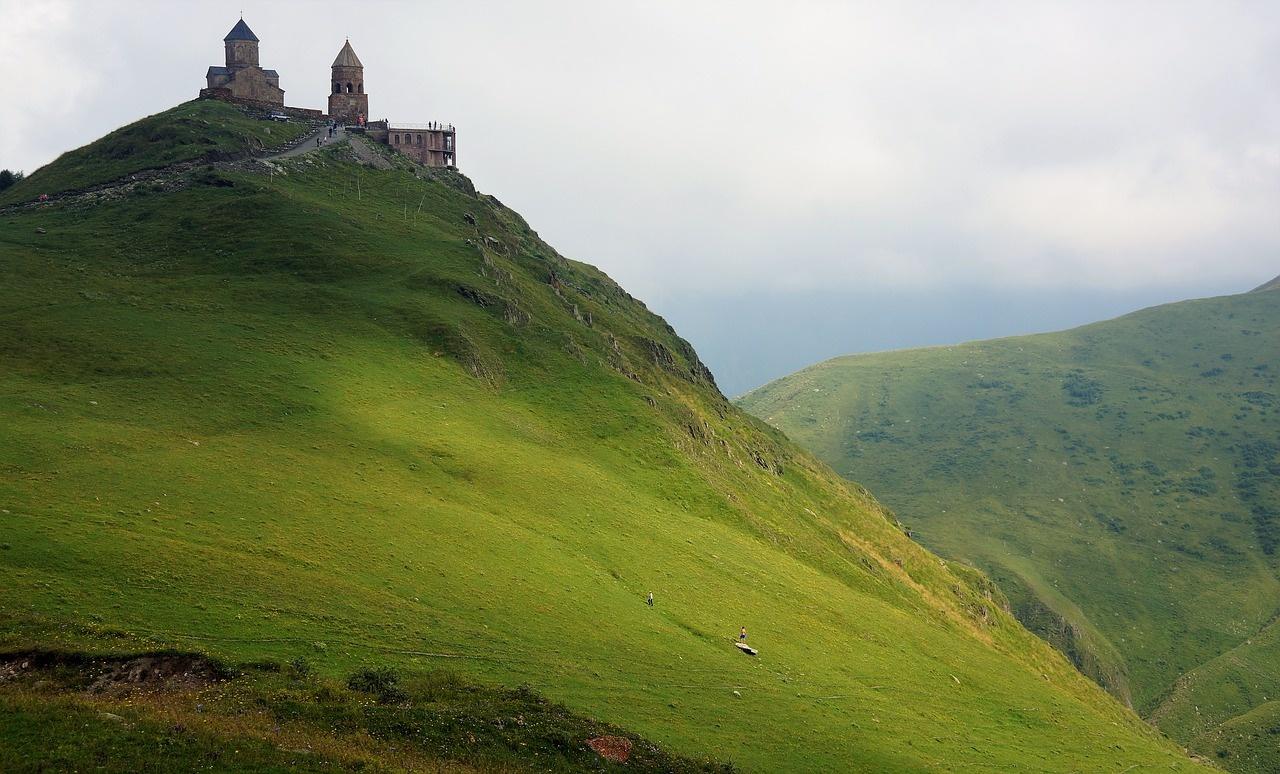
[357,83,363,94]
[346,83,353,93]
[394,134,400,144]
[333,82,340,94]
[416,134,422,145]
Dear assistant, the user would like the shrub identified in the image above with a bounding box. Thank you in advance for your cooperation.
[347,667,406,703]
[1062,370,1103,406]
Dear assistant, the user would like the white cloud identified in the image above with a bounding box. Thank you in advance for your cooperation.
[8,1,1279,296]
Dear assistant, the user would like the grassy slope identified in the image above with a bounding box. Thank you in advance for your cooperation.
[1186,697,1280,774]
[0,101,311,206]
[740,288,1280,765]
[0,101,1203,772]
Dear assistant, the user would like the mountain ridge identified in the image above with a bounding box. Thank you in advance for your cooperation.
[1253,274,1280,293]
[741,284,1280,771]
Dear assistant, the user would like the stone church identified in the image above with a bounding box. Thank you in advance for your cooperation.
[200,19,457,168]
[204,19,284,106]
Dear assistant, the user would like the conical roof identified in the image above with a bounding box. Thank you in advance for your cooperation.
[332,40,363,68]
[224,18,259,42]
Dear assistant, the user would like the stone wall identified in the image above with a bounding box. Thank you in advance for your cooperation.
[328,92,369,123]
[223,67,284,106]
[225,40,259,69]
[198,90,322,119]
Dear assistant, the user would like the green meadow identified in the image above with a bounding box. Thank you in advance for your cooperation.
[741,285,1280,770]
[0,101,1208,771]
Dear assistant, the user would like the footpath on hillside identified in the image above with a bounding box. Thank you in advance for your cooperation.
[264,125,349,160]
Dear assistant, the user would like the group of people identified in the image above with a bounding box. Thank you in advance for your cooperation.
[315,120,344,147]
[645,591,748,642]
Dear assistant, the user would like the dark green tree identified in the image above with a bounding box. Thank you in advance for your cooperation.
[0,169,22,191]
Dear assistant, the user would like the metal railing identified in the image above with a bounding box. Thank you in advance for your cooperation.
[388,122,456,132]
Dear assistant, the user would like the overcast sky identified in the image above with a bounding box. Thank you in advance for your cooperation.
[4,1,1277,392]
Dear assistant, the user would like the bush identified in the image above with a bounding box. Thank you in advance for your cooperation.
[0,169,21,191]
[1062,370,1103,406]
[347,667,406,703]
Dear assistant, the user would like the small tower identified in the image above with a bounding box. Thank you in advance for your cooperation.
[223,18,260,72]
[328,40,369,124]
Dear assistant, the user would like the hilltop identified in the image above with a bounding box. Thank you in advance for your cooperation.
[741,285,1280,771]
[0,100,1207,771]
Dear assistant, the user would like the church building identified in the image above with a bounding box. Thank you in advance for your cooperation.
[329,39,457,168]
[204,19,285,106]
[199,20,457,168]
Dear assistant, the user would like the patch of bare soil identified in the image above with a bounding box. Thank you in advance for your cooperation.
[587,735,633,763]
[0,650,226,695]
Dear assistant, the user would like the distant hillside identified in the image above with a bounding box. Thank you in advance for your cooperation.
[741,287,1280,771]
[1253,274,1280,293]
[0,100,1205,771]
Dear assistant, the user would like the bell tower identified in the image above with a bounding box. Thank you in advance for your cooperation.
[223,18,260,72]
[328,40,368,123]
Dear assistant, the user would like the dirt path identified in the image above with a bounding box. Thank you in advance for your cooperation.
[265,125,349,160]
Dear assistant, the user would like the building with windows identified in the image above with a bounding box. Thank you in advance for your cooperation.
[369,123,457,168]
[329,39,457,168]
[327,40,368,124]
[203,19,285,106]
[200,21,458,168]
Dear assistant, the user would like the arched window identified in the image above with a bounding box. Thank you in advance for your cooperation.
[346,83,353,93]
[357,83,363,94]
[416,134,422,144]
[393,134,400,144]
[333,82,340,94]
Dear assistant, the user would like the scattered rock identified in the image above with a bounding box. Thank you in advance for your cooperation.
[88,653,224,694]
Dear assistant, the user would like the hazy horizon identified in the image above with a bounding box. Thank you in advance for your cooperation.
[660,279,1254,396]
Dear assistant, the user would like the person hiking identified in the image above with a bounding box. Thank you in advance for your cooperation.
[739,626,748,641]
[646,591,654,607]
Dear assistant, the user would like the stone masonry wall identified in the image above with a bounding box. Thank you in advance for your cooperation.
[329,92,369,123]
[225,67,284,106]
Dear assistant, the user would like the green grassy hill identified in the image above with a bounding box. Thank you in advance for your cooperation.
[0,100,1207,771]
[0,100,312,207]
[740,286,1280,770]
